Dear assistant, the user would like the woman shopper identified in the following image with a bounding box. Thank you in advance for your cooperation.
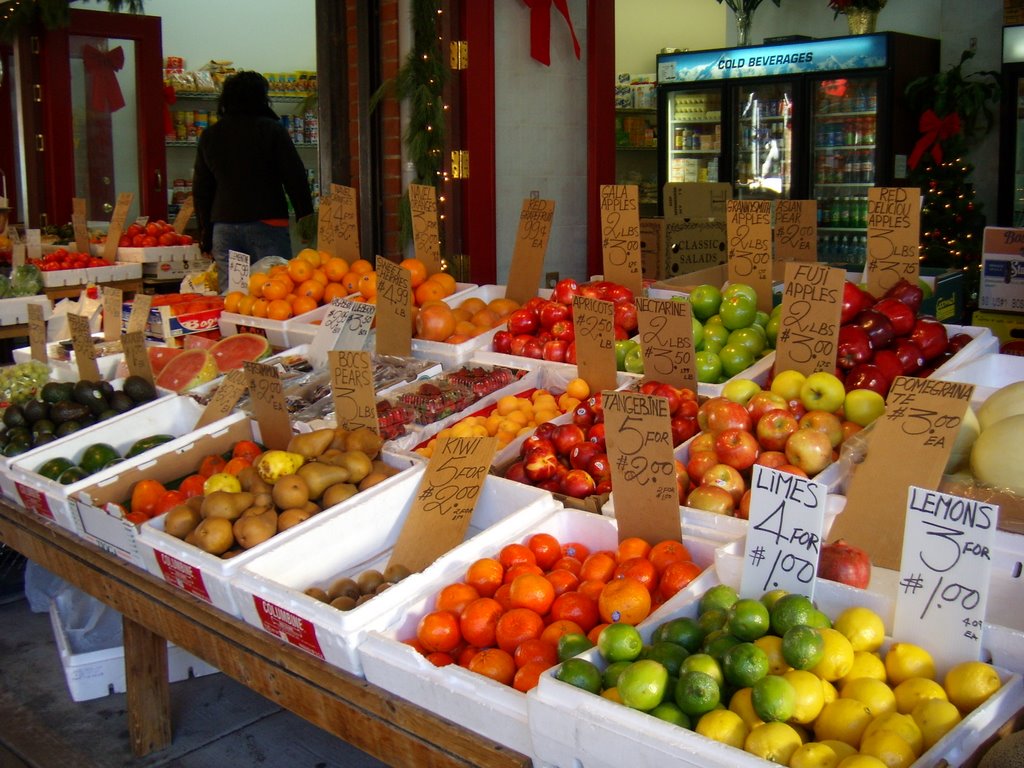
[193,70,314,293]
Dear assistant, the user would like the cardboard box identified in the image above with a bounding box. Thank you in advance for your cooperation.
[659,183,732,277]
[125,302,222,341]
[971,309,1024,354]
[980,227,1024,314]
[639,218,665,279]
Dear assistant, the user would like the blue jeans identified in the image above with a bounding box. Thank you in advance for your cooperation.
[212,221,293,294]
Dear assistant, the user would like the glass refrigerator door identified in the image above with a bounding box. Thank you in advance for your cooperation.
[811,76,879,267]
[733,81,794,200]
[1014,78,1024,227]
[666,87,723,184]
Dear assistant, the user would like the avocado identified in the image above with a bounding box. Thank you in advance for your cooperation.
[109,391,135,413]
[3,405,26,429]
[79,443,120,474]
[32,433,54,447]
[126,435,175,458]
[103,457,124,470]
[5,427,31,445]
[73,381,106,413]
[50,401,90,425]
[54,420,81,438]
[36,457,74,481]
[3,440,30,457]
[57,466,89,485]
[123,376,157,404]
[41,381,73,404]
[96,381,115,399]
[22,400,48,424]
[97,409,119,421]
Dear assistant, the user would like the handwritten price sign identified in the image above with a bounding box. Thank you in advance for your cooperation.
[506,198,555,306]
[329,350,378,435]
[572,295,617,393]
[727,199,774,313]
[375,257,412,356]
[866,188,920,297]
[409,183,442,275]
[245,361,292,450]
[599,184,643,297]
[228,250,252,295]
[894,486,997,674]
[308,298,375,367]
[774,262,844,377]
[742,465,828,598]
[635,296,697,392]
[774,200,816,262]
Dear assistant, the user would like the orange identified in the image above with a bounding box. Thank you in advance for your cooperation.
[580,552,618,583]
[470,307,501,329]
[224,291,245,313]
[291,295,318,316]
[266,299,292,321]
[236,295,256,316]
[550,555,583,578]
[297,279,325,302]
[548,592,600,633]
[578,579,606,602]
[649,540,693,575]
[261,280,289,301]
[658,560,703,600]
[435,582,480,615]
[414,279,447,306]
[467,648,516,686]
[275,274,295,293]
[562,542,591,562]
[428,271,457,296]
[250,298,270,318]
[613,557,658,590]
[269,264,289,277]
[349,258,374,275]
[508,573,556,615]
[416,610,461,653]
[494,607,545,654]
[311,268,329,285]
[598,577,652,625]
[514,638,557,669]
[513,660,549,692]
[288,258,314,283]
[295,247,322,267]
[465,558,504,598]
[499,543,537,571]
[248,272,271,297]
[545,569,580,597]
[414,304,456,342]
[459,597,504,648]
[588,622,610,646]
[358,272,378,299]
[457,645,480,667]
[503,563,544,584]
[323,282,350,302]
[458,296,487,316]
[400,257,429,288]
[617,537,652,563]
[540,619,585,647]
[323,257,350,282]
[425,652,454,667]
[528,533,563,570]
[453,320,478,338]
[493,583,513,611]
[488,297,520,318]
[341,271,362,294]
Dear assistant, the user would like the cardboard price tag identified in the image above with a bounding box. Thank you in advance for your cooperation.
[329,350,379,436]
[505,198,555,306]
[866,187,921,297]
[318,185,361,262]
[72,197,90,254]
[726,199,774,313]
[572,295,617,394]
[774,262,844,377]
[602,391,682,543]
[408,184,442,275]
[244,361,292,450]
[635,296,697,392]
[173,195,194,234]
[227,250,251,295]
[103,192,133,261]
[741,465,828,599]
[27,303,47,363]
[25,229,41,262]
[599,184,643,297]
[388,436,497,573]
[196,369,247,428]
[374,257,412,357]
[126,293,153,334]
[67,312,100,381]
[893,486,998,675]
[122,331,154,383]
[831,376,975,569]
[103,286,123,341]
[774,200,816,262]
[308,298,375,367]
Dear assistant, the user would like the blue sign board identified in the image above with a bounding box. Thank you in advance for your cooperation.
[657,34,888,83]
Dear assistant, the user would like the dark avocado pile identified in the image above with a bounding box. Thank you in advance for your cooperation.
[0,375,159,458]
[36,433,174,486]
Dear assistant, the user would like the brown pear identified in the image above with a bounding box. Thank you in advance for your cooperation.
[329,426,350,452]
[191,517,235,555]
[201,491,253,520]
[287,428,336,459]
[345,427,383,459]
[297,461,351,500]
[164,504,201,539]
[271,474,309,510]
[322,482,359,508]
[277,507,313,532]
[232,507,278,549]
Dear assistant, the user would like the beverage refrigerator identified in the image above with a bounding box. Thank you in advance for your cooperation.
[656,33,938,267]
[998,25,1024,226]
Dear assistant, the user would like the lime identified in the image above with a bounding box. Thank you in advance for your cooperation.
[652,616,705,653]
[555,658,602,694]
[807,609,832,629]
[79,443,120,474]
[602,660,632,690]
[674,669,721,717]
[769,593,817,636]
[701,629,742,661]
[557,632,594,662]
[596,622,643,663]
[697,607,728,635]
[751,674,796,722]
[760,588,788,610]
[699,584,739,615]
[722,642,770,688]
[681,652,724,687]
[649,701,691,728]
[727,598,770,641]
[644,641,690,676]
[782,624,825,670]
[617,659,669,711]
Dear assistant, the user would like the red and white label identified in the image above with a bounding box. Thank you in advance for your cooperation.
[254,598,325,659]
[16,482,54,520]
[238,325,269,339]
[155,550,212,602]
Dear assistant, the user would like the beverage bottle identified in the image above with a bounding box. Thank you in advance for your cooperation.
[845,120,855,147]
[863,117,875,145]
[860,196,869,227]
[821,196,832,227]
[863,151,874,183]
[839,197,851,227]
[858,235,868,266]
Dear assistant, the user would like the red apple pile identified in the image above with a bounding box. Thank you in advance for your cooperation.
[502,380,698,500]
[817,538,871,589]
[491,278,639,364]
[837,279,972,397]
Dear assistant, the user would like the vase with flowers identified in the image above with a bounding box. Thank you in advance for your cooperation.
[829,0,886,35]
[715,0,782,47]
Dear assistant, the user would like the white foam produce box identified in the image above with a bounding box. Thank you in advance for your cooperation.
[13,344,127,382]
[528,571,1024,768]
[934,351,1024,401]
[0,295,51,326]
[231,471,561,675]
[927,324,998,381]
[217,311,291,351]
[358,507,739,758]
[39,262,142,288]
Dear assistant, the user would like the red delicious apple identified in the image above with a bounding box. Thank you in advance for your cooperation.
[687,450,721,485]
[521,338,545,359]
[549,320,575,342]
[605,283,635,305]
[523,447,562,482]
[509,334,533,356]
[551,424,587,456]
[492,330,513,354]
[871,349,904,385]
[837,325,873,370]
[873,297,916,337]
[799,410,845,448]
[542,339,568,363]
[893,339,925,375]
[840,281,866,324]
[746,391,789,423]
[569,441,601,471]
[552,278,580,305]
[784,428,834,476]
[756,409,800,452]
[560,468,597,499]
[538,300,570,330]
[701,463,747,502]
[884,279,924,314]
[565,341,577,365]
[852,309,895,350]
[686,484,735,516]
[844,363,891,397]
[817,539,871,588]
[947,332,973,353]
[507,308,539,336]
[714,428,760,471]
[909,318,949,361]
[755,450,789,469]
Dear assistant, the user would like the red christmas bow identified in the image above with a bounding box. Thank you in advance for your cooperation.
[524,0,581,66]
[82,44,126,113]
[908,109,961,170]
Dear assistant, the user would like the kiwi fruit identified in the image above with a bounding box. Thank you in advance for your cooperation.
[374,582,393,595]
[327,577,360,601]
[303,587,330,603]
[330,595,357,611]
[356,569,385,595]
[355,594,375,606]
[383,563,412,583]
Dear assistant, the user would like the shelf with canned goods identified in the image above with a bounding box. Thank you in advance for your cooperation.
[165,140,318,148]
[816,109,877,118]
[670,148,720,155]
[815,181,874,188]
[171,91,315,103]
[813,144,876,151]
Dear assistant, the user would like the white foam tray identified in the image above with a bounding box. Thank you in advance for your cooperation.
[0,295,51,326]
[934,351,1024,401]
[217,311,291,350]
[13,344,128,382]
[929,324,998,381]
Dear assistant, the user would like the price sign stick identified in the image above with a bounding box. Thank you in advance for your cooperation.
[866,188,921,298]
[375,256,412,357]
[196,370,248,428]
[328,350,379,436]
[122,331,154,384]
[773,200,817,263]
[244,361,292,450]
[125,293,153,335]
[67,312,101,381]
[72,197,90,255]
[227,250,252,295]
[172,195,194,234]
[505,198,555,306]
[572,295,618,394]
[308,298,375,368]
[408,184,442,275]
[773,262,844,378]
[102,286,123,341]
[27,302,47,363]
[635,296,697,392]
[103,192,133,262]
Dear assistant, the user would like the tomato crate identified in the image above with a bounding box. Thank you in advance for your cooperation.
[111,244,199,263]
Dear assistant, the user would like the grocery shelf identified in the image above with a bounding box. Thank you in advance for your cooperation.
[172,91,315,103]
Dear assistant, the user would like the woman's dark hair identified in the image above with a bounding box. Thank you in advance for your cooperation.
[217,71,277,119]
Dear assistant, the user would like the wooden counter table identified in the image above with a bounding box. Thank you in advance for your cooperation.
[0,499,530,768]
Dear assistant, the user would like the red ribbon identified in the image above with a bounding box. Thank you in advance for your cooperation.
[524,0,580,66]
[908,109,961,170]
[82,44,126,113]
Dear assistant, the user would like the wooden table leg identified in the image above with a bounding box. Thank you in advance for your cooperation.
[122,615,171,757]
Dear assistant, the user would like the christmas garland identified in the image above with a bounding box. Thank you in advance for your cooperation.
[0,0,144,41]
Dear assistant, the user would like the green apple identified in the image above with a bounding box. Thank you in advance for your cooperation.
[770,369,807,402]
[695,351,723,383]
[799,371,846,414]
[624,346,645,374]
[722,282,758,305]
[691,317,704,351]
[754,310,770,328]
[765,314,781,347]
[719,343,755,378]
[703,323,730,350]
[689,284,722,322]
[719,295,758,331]
[727,327,766,356]
[722,378,762,406]
[615,338,639,370]
[703,339,724,355]
[705,313,724,326]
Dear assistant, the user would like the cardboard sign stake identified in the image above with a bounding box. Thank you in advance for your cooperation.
[196,369,248,428]
[866,187,921,297]
[244,362,292,450]
[773,200,817,262]
[599,184,643,296]
[505,198,555,306]
[227,251,252,295]
[408,184,442,275]
[67,312,101,381]
[103,192,133,262]
[27,303,47,363]
[72,197,90,254]
[572,295,618,394]
[172,195,194,234]
[122,331,154,384]
[126,293,153,335]
[328,350,379,436]
[635,296,697,392]
[103,287,123,341]
[774,262,844,377]
[727,199,774,313]
[374,256,412,357]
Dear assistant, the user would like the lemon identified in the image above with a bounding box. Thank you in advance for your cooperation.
[884,643,936,685]
[859,729,918,768]
[813,697,873,747]
[832,606,886,652]
[754,634,792,675]
[943,660,1002,714]
[839,651,888,687]
[835,757,889,768]
[821,678,839,704]
[744,721,803,764]
[862,711,924,755]
[912,697,962,749]
[695,708,749,749]
[789,742,842,768]
[893,677,948,714]
[729,686,766,730]
[811,628,855,682]
[840,677,897,718]
[784,669,825,725]
[820,739,858,760]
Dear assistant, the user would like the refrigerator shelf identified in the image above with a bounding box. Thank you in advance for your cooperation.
[671,149,720,155]
[814,144,876,151]
[819,225,867,232]
[816,182,873,188]
[738,115,787,123]
[817,109,877,118]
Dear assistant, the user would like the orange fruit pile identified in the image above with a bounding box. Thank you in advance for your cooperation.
[414,293,521,344]
[406,534,704,692]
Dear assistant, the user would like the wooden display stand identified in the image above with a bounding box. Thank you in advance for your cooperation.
[43,277,144,302]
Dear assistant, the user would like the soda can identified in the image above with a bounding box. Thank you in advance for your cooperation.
[304,112,318,143]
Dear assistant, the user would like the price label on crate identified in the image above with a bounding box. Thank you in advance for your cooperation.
[408,183,442,275]
[125,293,152,334]
[196,369,248,428]
[635,296,696,392]
[329,350,379,436]
[103,192,133,261]
[308,298,375,368]
[102,286,123,341]
[572,295,617,394]
[774,200,816,262]
[67,312,100,381]
[506,197,555,306]
[741,465,827,599]
[72,197,90,254]
[27,302,47,363]
[727,199,774,313]
[375,256,412,357]
[774,262,844,377]
[866,187,920,298]
[244,361,292,450]
[894,486,997,674]
[173,195,194,234]
[122,330,154,384]
[603,391,681,543]
[600,184,643,297]
[388,435,497,573]
[227,250,251,295]
[317,185,361,263]
[831,376,975,569]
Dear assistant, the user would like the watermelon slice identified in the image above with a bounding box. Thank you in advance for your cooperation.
[183,333,218,350]
[155,349,220,392]
[209,333,271,373]
[114,346,184,378]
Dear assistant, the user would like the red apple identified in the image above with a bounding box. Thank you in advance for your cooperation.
[560,468,597,499]
[755,450,788,469]
[550,319,575,342]
[852,309,895,350]
[700,397,753,433]
[687,450,721,485]
[534,422,557,440]
[586,453,611,483]
[572,402,595,428]
[613,301,638,333]
[844,363,891,397]
[542,339,568,363]
[522,434,556,456]
[686,484,735,516]
[507,308,539,336]
[784,428,834,476]
[893,339,925,375]
[538,300,570,330]
[551,424,586,456]
[840,281,866,324]
[509,334,533,356]
[605,283,635,305]
[841,420,863,442]
[871,349,904,385]
[565,341,577,364]
[690,431,717,454]
[654,383,683,416]
[492,330,513,354]
[787,398,807,421]
[798,410,844,448]
[504,460,528,485]
[909,318,948,361]
[701,463,747,503]
[775,464,809,478]
[552,277,580,305]
[671,415,699,446]
[756,409,800,452]
[714,428,760,471]
[873,297,916,337]
[521,338,545,359]
[947,332,973,353]
[586,422,606,446]
[884,279,924,314]
[524,447,562,482]
[836,325,873,370]
[737,489,752,520]
[817,539,871,588]
[746,391,789,423]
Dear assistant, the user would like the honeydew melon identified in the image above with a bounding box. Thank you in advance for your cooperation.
[969,413,1024,495]
[977,380,1024,431]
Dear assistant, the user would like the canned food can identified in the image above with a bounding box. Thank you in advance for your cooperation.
[304,113,318,143]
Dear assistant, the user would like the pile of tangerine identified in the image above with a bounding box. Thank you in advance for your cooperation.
[407,534,703,692]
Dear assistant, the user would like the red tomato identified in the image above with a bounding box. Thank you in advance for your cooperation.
[178,234,193,245]
[130,479,166,517]
[222,457,251,476]
[145,222,161,236]
[158,232,177,246]
[198,454,226,478]
[178,474,207,498]
[125,224,142,238]
[153,490,187,517]
[132,234,147,247]
[119,235,133,247]
[141,235,158,247]
[232,440,262,462]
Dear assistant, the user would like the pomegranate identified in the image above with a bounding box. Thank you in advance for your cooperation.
[817,539,871,589]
